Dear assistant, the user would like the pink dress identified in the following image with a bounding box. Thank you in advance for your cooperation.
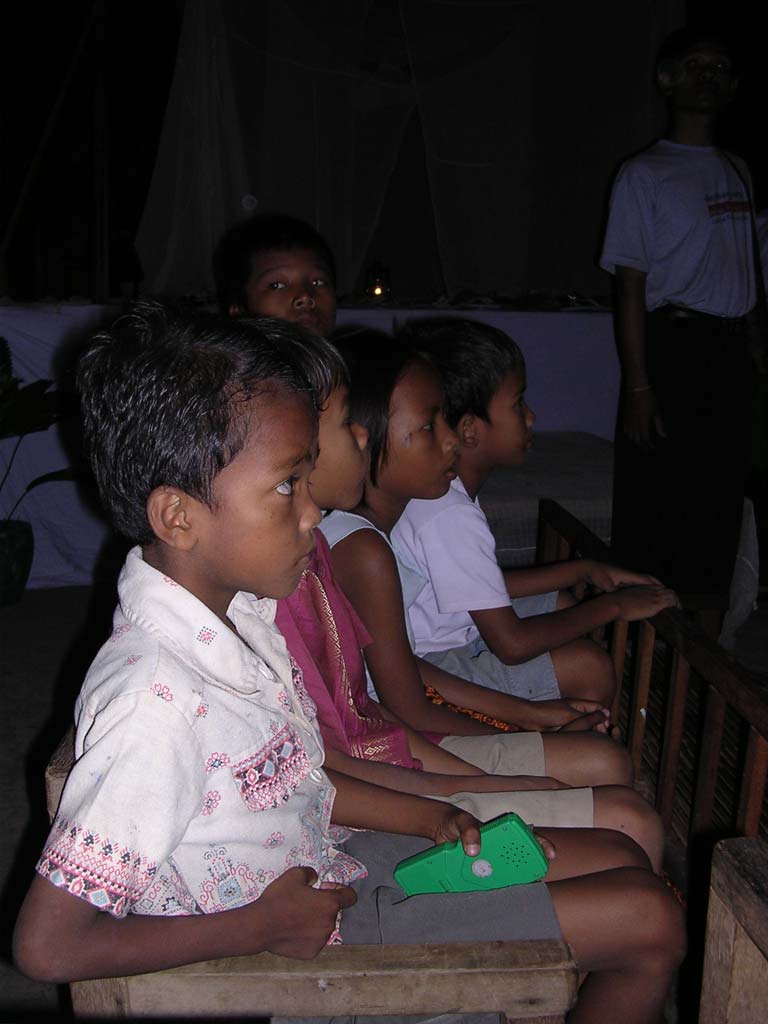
[276,531,423,770]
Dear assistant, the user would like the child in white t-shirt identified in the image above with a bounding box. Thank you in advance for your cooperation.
[392,316,678,713]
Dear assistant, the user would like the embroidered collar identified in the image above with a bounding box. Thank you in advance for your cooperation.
[117,547,292,696]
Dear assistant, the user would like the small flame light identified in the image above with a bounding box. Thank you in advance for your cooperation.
[364,262,390,302]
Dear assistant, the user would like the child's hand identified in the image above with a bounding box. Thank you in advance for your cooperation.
[433,808,482,857]
[520,697,610,734]
[256,867,357,960]
[585,560,663,592]
[533,831,557,862]
[612,584,679,622]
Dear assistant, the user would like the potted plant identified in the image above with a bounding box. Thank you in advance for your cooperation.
[0,337,70,605]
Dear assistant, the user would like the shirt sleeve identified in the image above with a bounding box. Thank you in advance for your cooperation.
[600,160,657,275]
[417,502,511,614]
[37,692,205,917]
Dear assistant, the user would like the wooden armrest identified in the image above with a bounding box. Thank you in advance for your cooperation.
[700,838,768,1023]
[70,940,577,1019]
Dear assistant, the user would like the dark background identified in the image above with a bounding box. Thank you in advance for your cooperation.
[2,0,766,301]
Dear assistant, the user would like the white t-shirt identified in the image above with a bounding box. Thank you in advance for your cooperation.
[38,548,365,918]
[600,139,755,317]
[392,478,511,656]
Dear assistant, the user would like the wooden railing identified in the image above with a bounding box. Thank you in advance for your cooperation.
[537,499,768,844]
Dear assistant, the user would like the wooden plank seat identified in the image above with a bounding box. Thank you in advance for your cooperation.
[45,730,577,1022]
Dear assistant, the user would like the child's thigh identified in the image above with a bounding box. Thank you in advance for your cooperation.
[438,730,545,775]
[339,831,560,946]
[426,642,560,701]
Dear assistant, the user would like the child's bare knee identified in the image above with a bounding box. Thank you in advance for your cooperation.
[582,734,633,786]
[555,639,615,705]
[623,871,687,968]
[594,786,665,865]
[589,827,651,871]
[583,641,616,704]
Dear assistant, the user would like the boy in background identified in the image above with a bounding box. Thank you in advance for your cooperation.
[214,212,336,337]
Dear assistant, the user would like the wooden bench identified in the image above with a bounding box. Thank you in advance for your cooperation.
[45,729,577,1022]
[699,838,768,1024]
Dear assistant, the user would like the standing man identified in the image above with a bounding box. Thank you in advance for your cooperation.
[600,28,763,607]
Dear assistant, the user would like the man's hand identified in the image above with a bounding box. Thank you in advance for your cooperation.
[622,387,666,451]
[256,867,357,960]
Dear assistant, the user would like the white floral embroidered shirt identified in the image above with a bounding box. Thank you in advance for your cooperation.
[37,547,366,917]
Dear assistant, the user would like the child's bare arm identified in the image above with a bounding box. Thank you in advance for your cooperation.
[323,746,565,796]
[501,559,661,599]
[14,868,356,983]
[403,727,491,773]
[470,586,677,666]
[419,657,611,733]
[325,769,483,852]
[329,530,496,735]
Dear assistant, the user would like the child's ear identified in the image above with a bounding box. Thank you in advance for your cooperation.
[146,487,199,550]
[457,412,479,449]
[656,66,678,96]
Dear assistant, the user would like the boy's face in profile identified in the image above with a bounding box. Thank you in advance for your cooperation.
[474,369,534,467]
[167,389,321,620]
[233,247,337,338]
[309,386,369,511]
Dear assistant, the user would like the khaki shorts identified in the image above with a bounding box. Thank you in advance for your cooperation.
[439,730,546,774]
[438,732,594,827]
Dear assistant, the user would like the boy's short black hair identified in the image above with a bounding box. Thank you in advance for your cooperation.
[656,27,736,78]
[280,329,349,410]
[396,316,525,429]
[213,213,336,313]
[331,326,424,487]
[77,303,328,545]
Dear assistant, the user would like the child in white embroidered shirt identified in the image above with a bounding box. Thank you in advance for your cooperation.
[12,306,366,980]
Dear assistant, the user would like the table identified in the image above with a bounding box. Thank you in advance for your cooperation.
[0,304,618,587]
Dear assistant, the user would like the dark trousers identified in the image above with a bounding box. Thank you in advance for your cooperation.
[611,310,753,600]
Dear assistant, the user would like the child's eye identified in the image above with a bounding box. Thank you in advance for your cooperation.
[268,281,287,290]
[276,476,297,496]
[313,277,329,288]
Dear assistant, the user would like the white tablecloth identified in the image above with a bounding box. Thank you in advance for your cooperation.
[0,304,618,587]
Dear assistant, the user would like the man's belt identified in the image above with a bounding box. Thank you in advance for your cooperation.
[651,305,749,331]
